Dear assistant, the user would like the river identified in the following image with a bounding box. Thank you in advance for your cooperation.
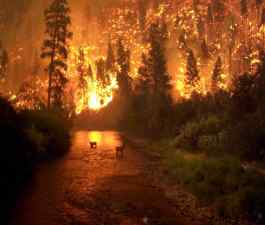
[8,131,182,225]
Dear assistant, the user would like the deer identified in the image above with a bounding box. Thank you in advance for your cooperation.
[116,143,125,159]
[90,141,97,149]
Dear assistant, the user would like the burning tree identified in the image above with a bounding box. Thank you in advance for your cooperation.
[116,39,132,99]
[0,41,8,82]
[41,0,72,111]
[77,47,88,103]
[211,56,224,93]
[185,49,200,95]
[142,21,172,135]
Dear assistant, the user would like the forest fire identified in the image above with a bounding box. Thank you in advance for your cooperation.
[68,45,118,113]
[2,1,265,225]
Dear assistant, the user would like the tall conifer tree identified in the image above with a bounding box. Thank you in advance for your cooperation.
[41,0,72,110]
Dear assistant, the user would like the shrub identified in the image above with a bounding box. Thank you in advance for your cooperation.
[243,187,265,223]
[164,151,265,222]
[20,110,71,157]
[174,115,224,151]
[224,112,265,161]
[0,97,35,221]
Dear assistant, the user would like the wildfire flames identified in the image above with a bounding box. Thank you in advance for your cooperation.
[4,0,265,113]
[68,46,118,114]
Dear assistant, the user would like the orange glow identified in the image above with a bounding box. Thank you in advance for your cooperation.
[88,131,102,144]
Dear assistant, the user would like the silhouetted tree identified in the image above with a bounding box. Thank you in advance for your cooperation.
[145,21,172,135]
[178,33,188,51]
[193,0,199,13]
[96,58,109,87]
[256,0,263,8]
[77,47,87,98]
[41,0,72,111]
[138,0,147,32]
[253,50,265,108]
[185,49,200,90]
[0,41,8,81]
[116,39,132,98]
[201,38,210,61]
[207,4,214,24]
[232,73,256,115]
[137,53,151,96]
[148,22,171,97]
[32,50,41,76]
[212,0,225,22]
[197,16,205,40]
[261,7,265,26]
[87,64,93,80]
[240,0,248,17]
[105,41,115,72]
[212,56,223,93]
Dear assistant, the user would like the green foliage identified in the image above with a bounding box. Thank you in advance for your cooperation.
[125,20,172,137]
[243,187,265,223]
[175,115,224,150]
[0,97,34,221]
[20,110,71,157]
[163,151,265,221]
[0,96,71,222]
[225,112,265,160]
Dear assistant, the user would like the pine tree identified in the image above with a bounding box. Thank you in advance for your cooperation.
[240,0,248,17]
[105,41,115,72]
[146,21,172,135]
[178,33,188,50]
[261,7,265,26]
[96,58,109,87]
[138,0,147,32]
[256,0,263,8]
[138,53,151,95]
[77,47,87,97]
[186,49,200,90]
[148,22,171,97]
[87,64,93,80]
[0,41,8,81]
[212,0,225,22]
[160,18,169,48]
[116,39,132,98]
[212,56,223,93]
[201,38,210,61]
[207,4,214,24]
[193,0,199,13]
[197,16,205,40]
[41,0,72,110]
[256,0,263,20]
[32,50,41,76]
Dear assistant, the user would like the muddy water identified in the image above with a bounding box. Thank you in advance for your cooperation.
[9,131,182,225]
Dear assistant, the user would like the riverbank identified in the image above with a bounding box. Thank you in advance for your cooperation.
[8,131,185,225]
[0,97,71,224]
[125,135,265,225]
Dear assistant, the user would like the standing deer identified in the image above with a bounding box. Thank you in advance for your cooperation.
[116,143,125,159]
[90,141,97,149]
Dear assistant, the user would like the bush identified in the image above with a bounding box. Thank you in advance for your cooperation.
[0,97,35,221]
[0,97,72,222]
[20,110,71,157]
[174,115,224,151]
[243,187,265,223]
[164,151,265,221]
[224,111,265,161]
